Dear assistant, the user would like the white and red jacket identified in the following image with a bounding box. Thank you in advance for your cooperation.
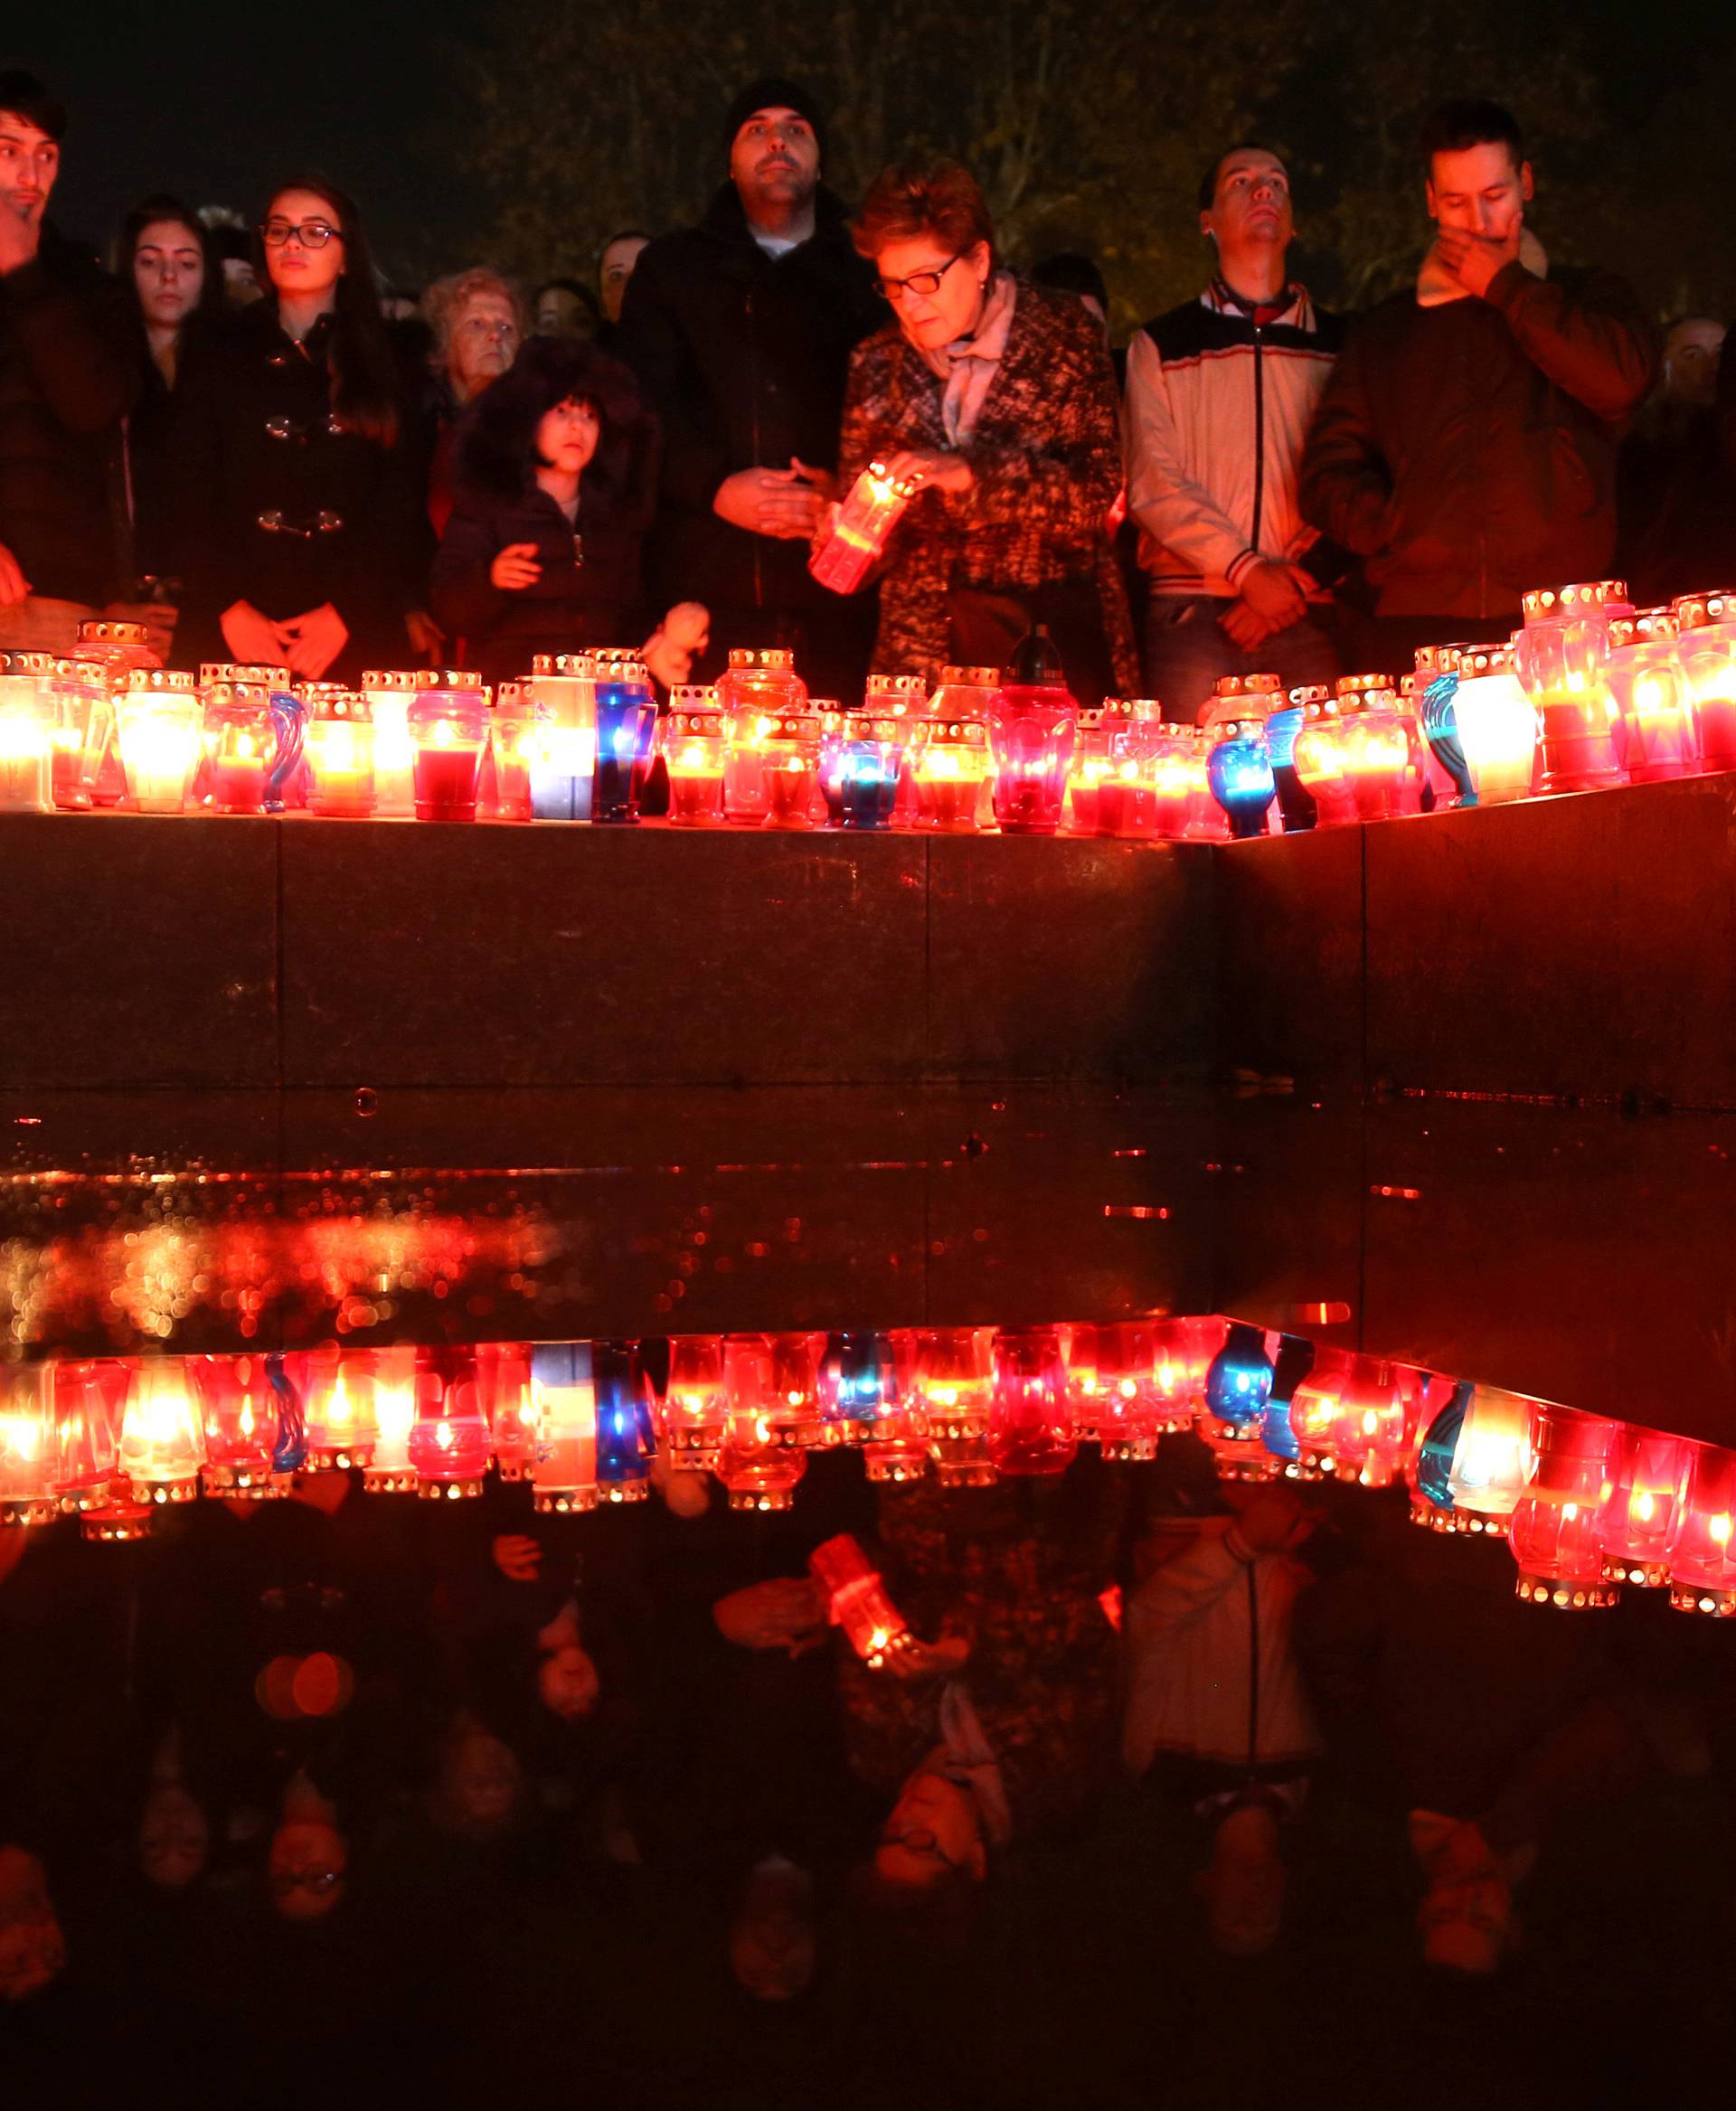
[1125,280,1345,599]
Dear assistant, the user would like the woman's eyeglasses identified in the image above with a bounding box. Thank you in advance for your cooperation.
[876,254,960,303]
[261,219,344,250]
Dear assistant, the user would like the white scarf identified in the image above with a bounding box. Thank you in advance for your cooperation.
[920,271,1018,446]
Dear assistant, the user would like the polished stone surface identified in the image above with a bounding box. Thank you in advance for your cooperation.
[0,812,278,1090]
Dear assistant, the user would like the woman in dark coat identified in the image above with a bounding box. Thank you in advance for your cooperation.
[167,175,430,683]
[431,335,705,689]
[114,195,221,608]
[836,160,1136,701]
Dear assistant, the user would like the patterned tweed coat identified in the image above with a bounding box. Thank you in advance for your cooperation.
[837,280,1137,692]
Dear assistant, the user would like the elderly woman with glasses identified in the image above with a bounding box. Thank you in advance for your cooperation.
[835,160,1135,700]
[166,175,430,681]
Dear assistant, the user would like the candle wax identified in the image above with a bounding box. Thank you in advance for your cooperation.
[413,744,483,822]
[210,755,269,814]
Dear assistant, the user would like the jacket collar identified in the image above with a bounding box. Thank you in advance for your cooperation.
[1203,278,1312,330]
[699,180,855,256]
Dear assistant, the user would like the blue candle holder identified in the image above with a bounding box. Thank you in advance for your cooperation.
[823,713,902,829]
[592,658,658,824]
[1205,1321,1275,1431]
[266,1351,307,1475]
[593,1338,656,1496]
[828,1330,900,1435]
[264,685,306,815]
[1264,702,1317,832]
[1414,1377,1474,1517]
[1206,721,1277,839]
[1419,667,1476,807]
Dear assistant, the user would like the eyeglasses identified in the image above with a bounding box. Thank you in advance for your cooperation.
[876,254,961,304]
[261,219,344,250]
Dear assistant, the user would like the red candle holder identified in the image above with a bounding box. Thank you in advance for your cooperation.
[986,682,1077,834]
[1510,1406,1619,1608]
[0,1367,58,1528]
[659,688,727,825]
[1671,589,1736,769]
[808,1533,914,1665]
[187,1352,279,1497]
[661,1334,728,1467]
[408,683,489,822]
[118,1362,206,1504]
[809,460,917,594]
[1333,677,1413,820]
[988,1325,1077,1475]
[201,679,277,815]
[1604,609,1696,783]
[52,1360,126,1512]
[1668,1445,1736,1615]
[758,712,823,828]
[719,648,808,822]
[48,660,111,810]
[409,1345,491,1498]
[1597,1426,1691,1588]
[1518,581,1622,792]
[910,716,990,831]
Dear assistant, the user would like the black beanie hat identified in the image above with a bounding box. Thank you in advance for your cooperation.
[722,77,828,167]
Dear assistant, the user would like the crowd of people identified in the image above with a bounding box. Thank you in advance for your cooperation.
[2,66,1727,724]
[3,1390,1731,2095]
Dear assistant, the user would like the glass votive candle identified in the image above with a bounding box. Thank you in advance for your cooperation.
[1518,581,1622,793]
[525,653,596,821]
[1451,644,1538,805]
[1604,608,1696,784]
[912,715,990,831]
[720,647,809,823]
[202,679,276,814]
[1066,705,1113,834]
[1206,716,1277,837]
[1334,683,1413,821]
[305,690,376,816]
[1413,646,1475,809]
[0,651,55,812]
[1092,748,1158,839]
[1291,696,1361,827]
[1201,671,1283,730]
[760,711,823,827]
[1670,589,1736,769]
[487,682,538,822]
[49,659,110,810]
[986,681,1077,834]
[408,682,489,821]
[361,668,431,817]
[822,710,902,828]
[659,687,727,825]
[117,668,203,813]
[592,652,658,824]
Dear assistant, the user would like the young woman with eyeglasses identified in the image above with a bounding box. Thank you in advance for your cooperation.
[835,161,1136,701]
[166,176,430,681]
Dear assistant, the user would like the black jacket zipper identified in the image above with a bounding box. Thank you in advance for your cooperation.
[1250,325,1266,556]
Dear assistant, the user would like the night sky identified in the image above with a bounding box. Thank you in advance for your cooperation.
[14,0,1731,295]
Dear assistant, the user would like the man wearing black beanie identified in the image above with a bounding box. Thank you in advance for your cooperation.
[618,79,886,699]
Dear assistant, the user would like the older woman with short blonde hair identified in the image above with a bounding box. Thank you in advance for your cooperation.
[420,268,528,536]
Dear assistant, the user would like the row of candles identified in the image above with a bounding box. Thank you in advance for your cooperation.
[4,578,1732,840]
[3,1318,1733,1619]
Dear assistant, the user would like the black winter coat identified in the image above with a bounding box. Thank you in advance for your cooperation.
[0,225,136,607]
[1299,260,1657,620]
[616,184,886,618]
[165,301,424,680]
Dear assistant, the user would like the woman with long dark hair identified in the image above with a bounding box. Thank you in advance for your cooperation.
[167,174,429,681]
[113,194,220,617]
[431,335,705,688]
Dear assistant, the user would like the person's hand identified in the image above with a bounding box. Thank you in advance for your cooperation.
[0,542,30,608]
[713,466,828,541]
[1435,221,1524,301]
[1218,599,1280,651]
[492,1533,542,1583]
[788,457,836,504]
[1239,559,1307,630]
[643,628,693,690]
[279,602,348,679]
[489,542,542,591]
[882,1631,972,1681]
[712,1578,827,1655]
[881,448,975,497]
[662,600,710,653]
[220,598,291,667]
[404,608,445,659]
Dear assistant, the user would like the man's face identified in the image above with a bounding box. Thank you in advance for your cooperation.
[0,112,58,227]
[730,108,820,217]
[1428,142,1533,239]
[1202,151,1293,258]
[1664,318,1726,410]
[599,235,647,324]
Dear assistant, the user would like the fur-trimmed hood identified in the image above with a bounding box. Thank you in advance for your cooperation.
[452,335,658,537]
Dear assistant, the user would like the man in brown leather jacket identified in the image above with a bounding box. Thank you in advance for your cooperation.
[1300,99,1657,668]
